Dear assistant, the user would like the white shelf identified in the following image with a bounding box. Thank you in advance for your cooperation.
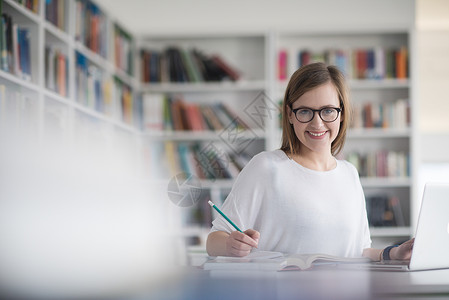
[0,70,40,92]
[44,22,71,44]
[142,128,266,141]
[114,67,135,87]
[43,89,71,103]
[278,78,410,93]
[349,79,410,89]
[370,226,412,237]
[360,177,411,188]
[348,128,411,139]
[140,80,266,93]
[74,41,114,73]
[4,0,40,24]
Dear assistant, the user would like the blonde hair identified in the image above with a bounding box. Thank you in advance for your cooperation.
[280,62,351,156]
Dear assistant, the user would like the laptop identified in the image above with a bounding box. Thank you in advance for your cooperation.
[367,182,449,271]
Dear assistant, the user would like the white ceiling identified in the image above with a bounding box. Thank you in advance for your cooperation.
[94,0,417,37]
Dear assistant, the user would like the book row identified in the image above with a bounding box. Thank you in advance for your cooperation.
[75,0,108,58]
[45,46,68,97]
[45,0,65,30]
[13,0,38,14]
[75,51,108,111]
[140,47,240,83]
[345,150,410,178]
[75,52,137,125]
[278,47,408,80]
[146,141,252,180]
[114,25,133,75]
[366,195,405,227]
[351,99,410,129]
[114,77,134,125]
[142,94,249,132]
[0,13,31,80]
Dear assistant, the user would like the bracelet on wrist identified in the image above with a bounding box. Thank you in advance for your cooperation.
[382,245,399,261]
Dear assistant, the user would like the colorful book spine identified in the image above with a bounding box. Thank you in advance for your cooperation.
[114,77,133,125]
[140,47,242,83]
[45,0,66,31]
[114,24,133,75]
[142,94,254,133]
[284,46,409,80]
[75,0,107,58]
[344,150,409,178]
[278,49,287,80]
[351,99,409,129]
[147,142,252,180]
[45,46,68,97]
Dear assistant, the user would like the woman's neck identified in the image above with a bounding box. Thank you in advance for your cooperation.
[288,150,336,171]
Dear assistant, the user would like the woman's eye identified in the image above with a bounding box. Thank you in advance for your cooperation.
[322,109,334,115]
[298,110,311,115]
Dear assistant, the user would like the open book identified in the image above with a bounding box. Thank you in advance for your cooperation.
[203,251,285,271]
[281,253,370,270]
[203,251,370,271]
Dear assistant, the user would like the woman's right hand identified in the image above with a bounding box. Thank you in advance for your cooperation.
[225,229,260,257]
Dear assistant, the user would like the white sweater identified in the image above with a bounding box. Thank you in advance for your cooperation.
[210,149,372,257]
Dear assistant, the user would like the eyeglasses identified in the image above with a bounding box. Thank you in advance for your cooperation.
[290,106,341,123]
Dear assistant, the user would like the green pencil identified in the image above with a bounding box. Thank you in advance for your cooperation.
[208,200,243,232]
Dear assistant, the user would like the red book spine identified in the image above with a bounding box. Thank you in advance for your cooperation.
[278,50,287,80]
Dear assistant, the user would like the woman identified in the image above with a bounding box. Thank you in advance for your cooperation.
[206,62,413,261]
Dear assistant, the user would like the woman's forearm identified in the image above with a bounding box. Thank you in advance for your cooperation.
[362,248,383,261]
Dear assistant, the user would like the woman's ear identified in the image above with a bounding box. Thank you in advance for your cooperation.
[340,103,344,123]
[287,106,294,124]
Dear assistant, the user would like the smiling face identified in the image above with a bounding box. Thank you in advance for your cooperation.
[288,82,341,156]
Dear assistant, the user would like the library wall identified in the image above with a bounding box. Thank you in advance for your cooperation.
[416,0,449,163]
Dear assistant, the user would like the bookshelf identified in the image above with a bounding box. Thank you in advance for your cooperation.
[1,0,417,250]
[0,0,140,139]
[137,34,273,251]
[139,34,271,180]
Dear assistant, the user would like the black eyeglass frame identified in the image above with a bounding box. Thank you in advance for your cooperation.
[290,106,342,123]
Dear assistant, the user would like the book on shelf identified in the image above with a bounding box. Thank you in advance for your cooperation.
[351,99,409,129]
[0,13,31,80]
[211,54,240,81]
[278,49,287,80]
[145,141,252,180]
[114,24,133,75]
[45,0,65,30]
[344,150,409,178]
[75,0,107,58]
[75,51,127,122]
[142,94,250,132]
[12,0,39,14]
[114,77,134,125]
[366,194,405,227]
[75,51,104,109]
[45,46,68,97]
[203,251,370,271]
[282,46,408,80]
[141,47,242,83]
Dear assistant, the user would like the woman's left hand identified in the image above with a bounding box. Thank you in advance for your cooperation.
[391,238,415,260]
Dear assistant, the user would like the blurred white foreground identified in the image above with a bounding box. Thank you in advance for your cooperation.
[0,122,177,299]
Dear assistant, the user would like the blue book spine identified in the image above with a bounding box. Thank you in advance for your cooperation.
[18,29,27,77]
[1,17,8,72]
